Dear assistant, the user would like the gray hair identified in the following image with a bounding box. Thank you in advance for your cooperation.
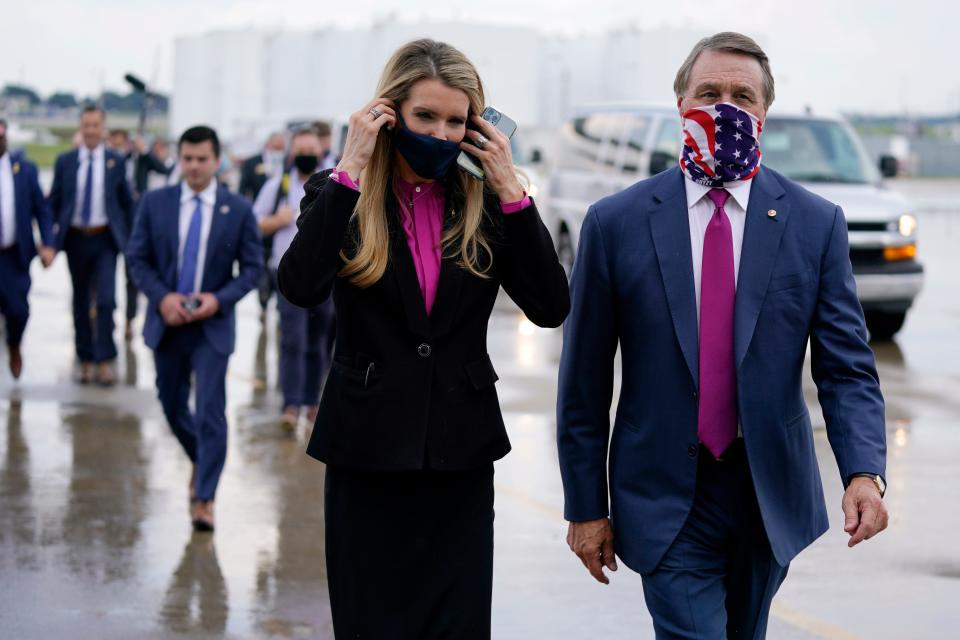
[673,32,775,109]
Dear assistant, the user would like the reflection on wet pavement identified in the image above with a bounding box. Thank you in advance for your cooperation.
[159,535,229,634]
[0,180,958,638]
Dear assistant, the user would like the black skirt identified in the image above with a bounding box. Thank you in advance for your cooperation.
[324,463,495,639]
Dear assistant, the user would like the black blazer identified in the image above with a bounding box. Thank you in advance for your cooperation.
[278,170,570,471]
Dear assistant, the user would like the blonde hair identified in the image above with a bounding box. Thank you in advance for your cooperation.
[340,39,491,287]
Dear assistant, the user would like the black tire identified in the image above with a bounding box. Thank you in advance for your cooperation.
[865,310,907,342]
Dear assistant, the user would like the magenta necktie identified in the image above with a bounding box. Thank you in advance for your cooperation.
[698,188,738,458]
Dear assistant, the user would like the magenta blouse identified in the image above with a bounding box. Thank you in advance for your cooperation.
[331,170,531,314]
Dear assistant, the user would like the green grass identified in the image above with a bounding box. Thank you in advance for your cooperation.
[21,142,73,169]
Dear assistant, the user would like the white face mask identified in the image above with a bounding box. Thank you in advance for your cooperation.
[263,150,286,174]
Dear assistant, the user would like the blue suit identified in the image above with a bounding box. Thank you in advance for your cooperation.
[126,182,262,500]
[49,147,132,251]
[557,167,885,636]
[0,152,54,347]
[48,147,133,363]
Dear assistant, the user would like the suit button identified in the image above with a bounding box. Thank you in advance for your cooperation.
[417,343,432,358]
[687,444,698,458]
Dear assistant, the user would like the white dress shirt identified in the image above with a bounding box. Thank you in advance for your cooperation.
[685,177,753,437]
[178,180,217,294]
[684,178,752,325]
[0,152,16,248]
[72,144,108,227]
[253,169,312,270]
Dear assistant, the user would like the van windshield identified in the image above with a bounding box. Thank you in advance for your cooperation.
[761,118,879,184]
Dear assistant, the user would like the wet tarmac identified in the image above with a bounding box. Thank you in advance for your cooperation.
[1,179,959,638]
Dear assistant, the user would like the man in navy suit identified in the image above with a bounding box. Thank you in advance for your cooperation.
[557,32,889,638]
[127,125,262,532]
[49,105,134,385]
[0,119,56,379]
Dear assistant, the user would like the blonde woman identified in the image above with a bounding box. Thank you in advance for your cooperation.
[278,39,569,637]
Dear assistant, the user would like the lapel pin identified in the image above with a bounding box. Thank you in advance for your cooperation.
[220,205,230,214]
[106,158,116,169]
[12,162,20,175]
[767,209,777,218]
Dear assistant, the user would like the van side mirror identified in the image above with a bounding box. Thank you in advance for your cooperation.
[649,150,674,176]
[879,155,898,178]
[530,148,543,164]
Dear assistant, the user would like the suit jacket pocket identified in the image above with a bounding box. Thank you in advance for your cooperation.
[464,355,499,390]
[331,353,381,388]
[768,269,813,293]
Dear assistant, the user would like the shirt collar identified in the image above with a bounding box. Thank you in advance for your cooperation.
[180,179,218,206]
[393,175,444,203]
[80,144,104,161]
[684,176,752,212]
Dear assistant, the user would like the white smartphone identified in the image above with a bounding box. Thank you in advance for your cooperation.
[457,106,518,181]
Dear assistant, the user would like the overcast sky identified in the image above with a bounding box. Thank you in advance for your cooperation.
[2,0,956,115]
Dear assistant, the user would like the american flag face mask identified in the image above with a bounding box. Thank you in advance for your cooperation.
[679,102,763,188]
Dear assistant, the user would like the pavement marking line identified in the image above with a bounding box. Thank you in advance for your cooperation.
[495,481,861,640]
[770,603,863,640]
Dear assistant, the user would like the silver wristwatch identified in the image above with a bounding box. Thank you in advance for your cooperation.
[850,473,886,498]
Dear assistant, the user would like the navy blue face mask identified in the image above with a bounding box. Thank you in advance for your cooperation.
[393,115,462,180]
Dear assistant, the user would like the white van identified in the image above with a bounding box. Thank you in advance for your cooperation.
[545,105,924,340]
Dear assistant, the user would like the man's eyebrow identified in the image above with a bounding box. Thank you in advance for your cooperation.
[693,82,722,93]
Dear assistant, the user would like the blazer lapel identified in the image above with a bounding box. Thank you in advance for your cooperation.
[734,168,789,368]
[11,156,28,231]
[65,150,79,215]
[649,168,700,388]
[387,199,432,339]
[165,185,183,286]
[427,204,464,337]
[201,186,231,290]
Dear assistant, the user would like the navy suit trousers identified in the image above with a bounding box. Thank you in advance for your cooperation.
[640,441,789,640]
[0,248,30,347]
[64,230,118,362]
[277,294,335,408]
[154,323,230,502]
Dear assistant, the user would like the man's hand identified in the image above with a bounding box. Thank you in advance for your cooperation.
[38,246,55,268]
[159,293,191,326]
[187,293,220,322]
[274,205,294,227]
[567,517,617,584]
[842,477,889,548]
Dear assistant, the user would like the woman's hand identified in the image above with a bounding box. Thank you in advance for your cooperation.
[337,98,397,181]
[460,115,525,203]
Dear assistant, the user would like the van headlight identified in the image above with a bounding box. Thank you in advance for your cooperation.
[897,214,918,237]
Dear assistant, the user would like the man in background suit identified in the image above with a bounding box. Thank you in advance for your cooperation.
[0,118,55,379]
[253,127,335,429]
[239,131,287,317]
[558,32,888,638]
[127,125,262,531]
[238,131,287,203]
[49,105,134,385]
